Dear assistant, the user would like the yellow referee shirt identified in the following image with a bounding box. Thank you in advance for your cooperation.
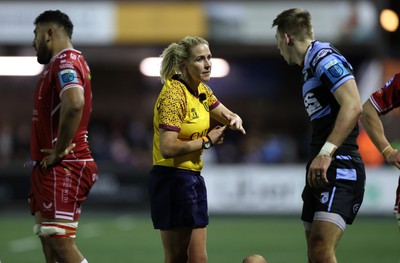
[152,76,220,171]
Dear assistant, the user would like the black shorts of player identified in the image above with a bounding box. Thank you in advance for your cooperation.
[149,165,209,230]
[301,152,365,225]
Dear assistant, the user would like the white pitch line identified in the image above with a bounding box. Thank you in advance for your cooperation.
[79,223,101,239]
[8,236,39,253]
[114,215,137,231]
[8,223,100,254]
[8,217,137,254]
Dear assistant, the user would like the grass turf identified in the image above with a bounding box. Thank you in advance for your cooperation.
[0,213,398,263]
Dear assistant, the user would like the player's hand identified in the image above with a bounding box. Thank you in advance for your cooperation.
[40,143,75,169]
[221,112,246,134]
[207,125,227,145]
[307,155,331,188]
[386,150,400,169]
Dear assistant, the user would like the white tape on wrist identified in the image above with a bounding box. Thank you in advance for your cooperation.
[381,145,395,159]
[319,141,337,157]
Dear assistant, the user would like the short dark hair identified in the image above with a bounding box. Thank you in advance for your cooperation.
[272,8,313,41]
[34,10,74,39]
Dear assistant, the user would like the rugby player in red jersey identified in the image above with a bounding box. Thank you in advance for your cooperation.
[361,73,400,231]
[29,10,97,263]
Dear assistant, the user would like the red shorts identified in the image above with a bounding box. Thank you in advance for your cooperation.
[29,160,98,221]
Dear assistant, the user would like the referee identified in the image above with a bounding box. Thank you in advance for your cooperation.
[149,36,246,263]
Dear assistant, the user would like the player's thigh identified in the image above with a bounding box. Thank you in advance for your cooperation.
[161,227,192,253]
[46,236,83,261]
[189,227,207,253]
[188,227,207,263]
[309,220,343,249]
[46,236,76,248]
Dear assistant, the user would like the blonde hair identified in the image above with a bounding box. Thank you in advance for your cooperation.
[160,36,209,83]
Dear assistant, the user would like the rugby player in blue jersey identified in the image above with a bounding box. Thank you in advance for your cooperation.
[272,8,366,263]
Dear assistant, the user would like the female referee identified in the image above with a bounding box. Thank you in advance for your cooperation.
[149,36,246,263]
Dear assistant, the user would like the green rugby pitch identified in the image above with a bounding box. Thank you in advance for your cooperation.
[0,213,398,263]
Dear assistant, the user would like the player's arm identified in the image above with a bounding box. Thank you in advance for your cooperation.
[159,129,203,158]
[327,78,362,147]
[159,126,226,159]
[41,87,84,168]
[308,79,362,187]
[361,99,400,168]
[360,100,390,153]
[211,103,246,134]
[56,87,84,154]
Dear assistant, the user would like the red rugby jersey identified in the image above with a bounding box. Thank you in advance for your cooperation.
[30,48,93,161]
[370,73,400,115]
[369,73,400,213]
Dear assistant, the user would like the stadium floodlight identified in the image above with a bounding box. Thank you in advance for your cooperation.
[380,9,399,32]
[140,57,230,78]
[0,56,44,76]
[139,57,162,78]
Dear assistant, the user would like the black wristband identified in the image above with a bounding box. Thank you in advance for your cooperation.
[206,135,213,146]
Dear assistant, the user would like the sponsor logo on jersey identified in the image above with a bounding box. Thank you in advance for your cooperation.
[376,88,384,97]
[59,63,74,69]
[43,202,53,210]
[320,192,329,204]
[58,69,79,87]
[312,48,332,67]
[328,64,343,78]
[191,108,199,119]
[303,70,308,82]
[92,173,98,182]
[384,76,395,88]
[324,59,343,78]
[202,101,209,112]
[353,203,360,213]
[304,92,322,116]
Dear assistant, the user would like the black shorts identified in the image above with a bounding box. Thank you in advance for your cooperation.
[301,153,366,225]
[148,165,209,230]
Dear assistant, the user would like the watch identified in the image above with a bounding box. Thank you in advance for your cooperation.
[201,135,212,149]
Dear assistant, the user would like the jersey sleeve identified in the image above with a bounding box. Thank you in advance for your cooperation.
[203,84,220,110]
[315,53,354,94]
[370,74,400,115]
[157,84,186,132]
[53,54,84,96]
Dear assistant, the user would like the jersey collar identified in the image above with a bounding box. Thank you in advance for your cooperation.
[50,48,81,63]
[302,40,316,68]
[172,74,200,98]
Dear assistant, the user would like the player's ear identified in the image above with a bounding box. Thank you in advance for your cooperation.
[284,33,294,46]
[179,62,187,72]
[46,27,55,42]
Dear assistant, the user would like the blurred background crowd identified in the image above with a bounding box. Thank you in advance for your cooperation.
[0,0,399,172]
